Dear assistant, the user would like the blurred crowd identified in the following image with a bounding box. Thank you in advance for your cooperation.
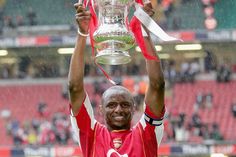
[3,71,236,146]
[0,6,37,35]
[0,0,219,35]
[164,94,224,143]
[4,103,73,146]
[1,0,235,147]
[0,53,234,84]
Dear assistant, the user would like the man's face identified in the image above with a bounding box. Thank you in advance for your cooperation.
[101,88,135,131]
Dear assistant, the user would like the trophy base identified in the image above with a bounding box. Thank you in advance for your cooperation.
[95,50,131,65]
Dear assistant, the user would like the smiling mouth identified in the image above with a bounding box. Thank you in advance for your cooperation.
[113,116,124,121]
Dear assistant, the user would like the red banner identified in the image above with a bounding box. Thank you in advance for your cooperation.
[54,146,82,157]
[212,144,236,155]
[0,147,11,157]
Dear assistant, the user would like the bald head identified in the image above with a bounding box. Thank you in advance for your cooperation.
[101,85,134,106]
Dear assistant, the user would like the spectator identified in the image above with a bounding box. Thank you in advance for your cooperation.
[161,0,174,17]
[174,122,189,142]
[216,63,231,83]
[26,7,37,25]
[13,128,26,145]
[38,120,55,145]
[4,16,15,28]
[53,114,70,145]
[210,123,223,141]
[0,8,3,34]
[231,100,236,118]
[61,83,69,100]
[205,92,213,109]
[180,61,190,82]
[37,100,48,117]
[189,59,200,82]
[179,113,186,126]
[93,81,102,95]
[194,92,204,111]
[27,127,38,145]
[204,50,217,72]
[16,15,25,26]
[172,16,181,30]
[164,60,177,87]
[191,112,203,135]
[6,118,27,145]
[199,124,210,140]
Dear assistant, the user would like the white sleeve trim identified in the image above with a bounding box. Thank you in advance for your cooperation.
[83,93,97,130]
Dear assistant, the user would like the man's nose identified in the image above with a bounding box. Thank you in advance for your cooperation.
[114,104,122,112]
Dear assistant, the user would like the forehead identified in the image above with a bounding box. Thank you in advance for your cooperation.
[102,88,133,104]
[107,93,130,101]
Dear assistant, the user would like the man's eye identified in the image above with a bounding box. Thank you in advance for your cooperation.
[107,103,117,108]
[121,103,131,108]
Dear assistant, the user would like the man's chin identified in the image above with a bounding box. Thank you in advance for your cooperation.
[111,122,130,130]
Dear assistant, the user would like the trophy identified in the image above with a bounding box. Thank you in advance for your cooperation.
[93,0,135,65]
[80,0,179,66]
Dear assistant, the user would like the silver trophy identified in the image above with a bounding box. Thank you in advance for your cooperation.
[93,0,135,65]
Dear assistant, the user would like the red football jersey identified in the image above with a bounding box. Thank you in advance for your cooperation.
[70,94,164,157]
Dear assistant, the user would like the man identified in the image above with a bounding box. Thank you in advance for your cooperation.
[68,1,165,157]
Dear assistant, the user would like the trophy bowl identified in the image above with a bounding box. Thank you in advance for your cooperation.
[93,0,135,65]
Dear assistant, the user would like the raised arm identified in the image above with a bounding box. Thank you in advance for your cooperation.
[68,3,91,115]
[143,3,165,117]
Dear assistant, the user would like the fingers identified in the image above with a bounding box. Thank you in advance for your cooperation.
[144,2,153,9]
[143,3,155,17]
[75,12,91,21]
[74,0,90,34]
[74,3,83,11]
[74,3,90,16]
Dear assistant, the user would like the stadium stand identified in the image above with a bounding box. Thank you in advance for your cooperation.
[2,0,206,30]
[1,79,236,146]
[172,80,236,141]
[0,82,68,145]
[0,80,106,146]
[214,0,236,29]
[3,0,76,25]
[166,0,205,30]
[1,0,235,31]
[1,0,236,156]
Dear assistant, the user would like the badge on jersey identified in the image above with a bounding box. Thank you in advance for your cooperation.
[113,138,122,149]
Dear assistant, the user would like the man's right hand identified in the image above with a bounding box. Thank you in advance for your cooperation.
[74,2,91,34]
